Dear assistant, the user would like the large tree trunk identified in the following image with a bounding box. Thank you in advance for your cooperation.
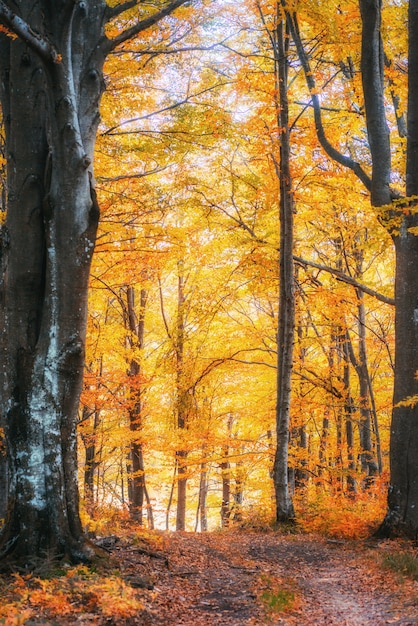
[0,0,105,564]
[380,233,418,535]
[367,0,418,536]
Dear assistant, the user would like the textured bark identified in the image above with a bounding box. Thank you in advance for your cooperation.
[359,0,392,206]
[0,1,104,563]
[379,231,418,536]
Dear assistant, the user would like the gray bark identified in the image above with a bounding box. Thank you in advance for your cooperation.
[0,1,104,563]
[362,0,418,536]
[272,17,295,524]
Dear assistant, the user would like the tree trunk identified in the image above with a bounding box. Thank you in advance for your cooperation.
[272,16,296,525]
[220,414,233,527]
[342,334,356,493]
[318,412,330,482]
[175,261,188,531]
[81,406,101,516]
[366,0,418,536]
[125,286,148,525]
[295,426,308,489]
[195,458,208,532]
[0,1,105,562]
[233,459,244,522]
[380,232,418,535]
[345,290,380,480]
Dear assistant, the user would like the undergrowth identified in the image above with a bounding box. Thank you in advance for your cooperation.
[230,477,387,540]
[295,478,387,539]
[256,573,300,619]
[0,565,144,625]
[382,550,418,580]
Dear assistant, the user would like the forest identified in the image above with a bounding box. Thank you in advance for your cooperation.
[0,0,417,623]
[77,0,400,535]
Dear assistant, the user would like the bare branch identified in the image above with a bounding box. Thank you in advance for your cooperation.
[188,348,277,392]
[101,81,232,136]
[280,2,372,192]
[293,255,394,306]
[0,0,59,63]
[295,369,343,399]
[105,0,191,52]
[98,164,172,182]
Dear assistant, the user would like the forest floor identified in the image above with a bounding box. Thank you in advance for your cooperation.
[2,529,418,625]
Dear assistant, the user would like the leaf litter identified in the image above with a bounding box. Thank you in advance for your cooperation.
[1,530,418,625]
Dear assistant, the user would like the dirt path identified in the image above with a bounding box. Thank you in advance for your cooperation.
[115,531,418,625]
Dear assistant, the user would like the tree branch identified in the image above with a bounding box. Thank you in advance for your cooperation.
[280,2,372,192]
[293,254,394,306]
[0,1,59,63]
[105,0,191,52]
[106,0,138,20]
[98,164,172,182]
[102,81,231,136]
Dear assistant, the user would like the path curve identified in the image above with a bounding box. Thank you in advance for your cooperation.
[127,531,418,625]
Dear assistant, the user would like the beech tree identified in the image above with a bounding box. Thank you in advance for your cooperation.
[281,0,418,535]
[0,0,191,565]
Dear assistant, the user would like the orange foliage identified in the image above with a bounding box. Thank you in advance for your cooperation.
[78,0,397,532]
[0,568,143,624]
[296,477,388,539]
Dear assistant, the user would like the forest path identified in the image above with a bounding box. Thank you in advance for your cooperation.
[119,530,418,625]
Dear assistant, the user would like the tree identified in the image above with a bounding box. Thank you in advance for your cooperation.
[376,0,418,536]
[124,284,150,525]
[281,0,418,535]
[271,12,296,524]
[0,0,190,565]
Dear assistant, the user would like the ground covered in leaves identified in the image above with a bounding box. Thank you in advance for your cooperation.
[1,529,418,625]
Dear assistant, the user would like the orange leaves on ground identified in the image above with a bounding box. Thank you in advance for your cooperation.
[82,574,144,619]
[0,567,143,624]
[29,578,72,615]
[0,608,33,626]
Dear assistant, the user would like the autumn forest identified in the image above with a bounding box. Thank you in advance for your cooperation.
[0,0,415,559]
[1,0,418,622]
[71,0,401,536]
